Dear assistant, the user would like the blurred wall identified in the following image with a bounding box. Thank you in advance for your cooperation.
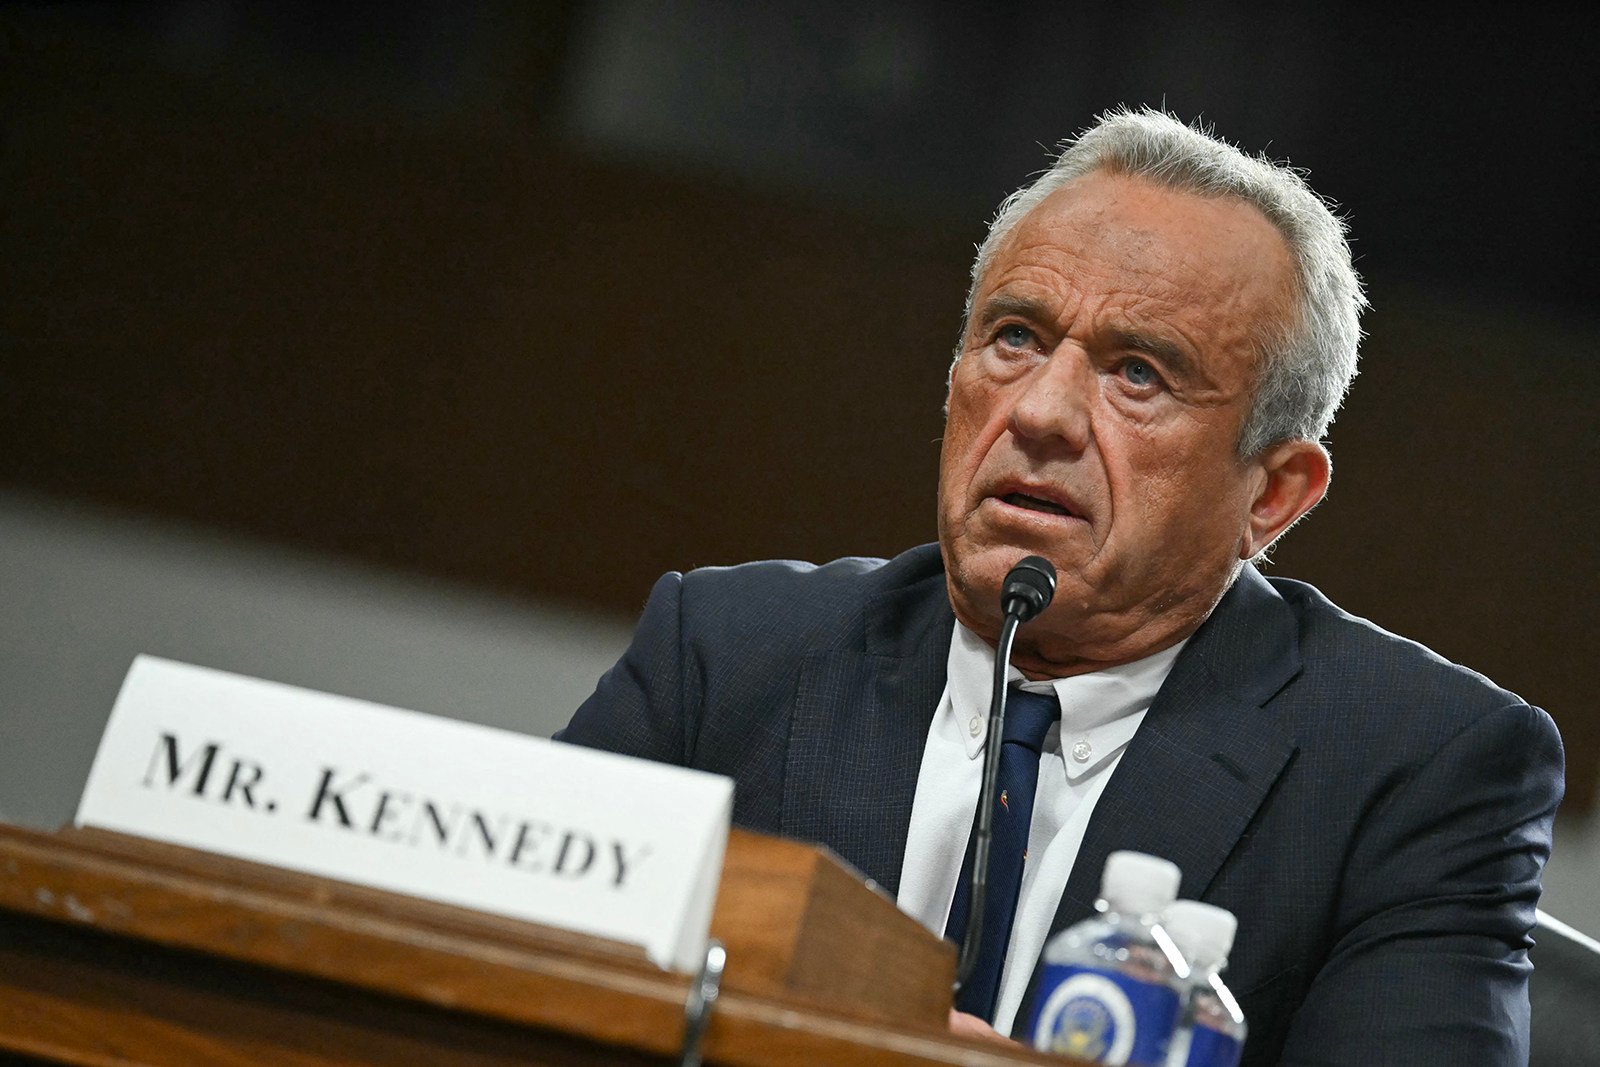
[0,490,631,830]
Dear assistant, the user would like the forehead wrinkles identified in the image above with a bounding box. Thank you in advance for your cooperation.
[978,239,1214,342]
[986,200,1192,301]
[1007,195,1168,264]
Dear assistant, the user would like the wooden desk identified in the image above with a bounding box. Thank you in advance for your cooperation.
[0,822,1063,1065]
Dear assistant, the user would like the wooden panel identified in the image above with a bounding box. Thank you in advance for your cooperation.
[0,915,655,1067]
[712,829,955,1025]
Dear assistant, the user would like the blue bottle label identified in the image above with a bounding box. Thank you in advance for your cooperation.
[1028,963,1181,1066]
[1185,1024,1243,1067]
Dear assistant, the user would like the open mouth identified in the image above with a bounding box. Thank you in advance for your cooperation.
[1001,492,1075,518]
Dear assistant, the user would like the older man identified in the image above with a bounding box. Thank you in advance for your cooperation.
[559,110,1563,1065]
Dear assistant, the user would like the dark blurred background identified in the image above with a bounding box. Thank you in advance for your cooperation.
[1,0,1595,883]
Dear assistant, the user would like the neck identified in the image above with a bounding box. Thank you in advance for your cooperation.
[956,570,1241,680]
[1008,622,1200,680]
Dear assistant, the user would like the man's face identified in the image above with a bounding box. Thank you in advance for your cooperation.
[937,170,1301,674]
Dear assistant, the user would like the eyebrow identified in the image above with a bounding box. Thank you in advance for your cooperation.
[1107,327,1200,381]
[971,294,1054,335]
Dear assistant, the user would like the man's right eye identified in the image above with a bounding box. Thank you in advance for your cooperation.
[996,324,1036,349]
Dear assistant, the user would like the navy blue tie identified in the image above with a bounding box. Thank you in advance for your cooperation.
[946,686,1061,1021]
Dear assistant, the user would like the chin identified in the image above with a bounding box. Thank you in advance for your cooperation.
[946,544,1021,626]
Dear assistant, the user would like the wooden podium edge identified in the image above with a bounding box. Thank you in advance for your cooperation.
[0,823,1058,1067]
[713,828,957,1025]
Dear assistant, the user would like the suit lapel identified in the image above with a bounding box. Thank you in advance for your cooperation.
[1018,566,1302,1023]
[782,566,954,896]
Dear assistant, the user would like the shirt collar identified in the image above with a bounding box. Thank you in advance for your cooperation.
[946,621,1187,780]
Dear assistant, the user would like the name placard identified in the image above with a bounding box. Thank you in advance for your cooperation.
[76,655,733,972]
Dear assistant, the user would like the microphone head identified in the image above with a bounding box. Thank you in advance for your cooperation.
[1001,555,1057,622]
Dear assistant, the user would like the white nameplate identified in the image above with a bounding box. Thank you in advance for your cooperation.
[76,655,733,972]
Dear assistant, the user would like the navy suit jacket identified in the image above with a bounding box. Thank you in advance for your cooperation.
[560,544,1564,1066]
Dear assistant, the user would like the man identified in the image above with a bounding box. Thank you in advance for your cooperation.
[559,109,1563,1064]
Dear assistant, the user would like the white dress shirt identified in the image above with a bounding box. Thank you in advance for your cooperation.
[896,622,1186,1035]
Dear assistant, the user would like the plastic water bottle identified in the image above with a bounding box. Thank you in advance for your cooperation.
[1164,901,1247,1067]
[1028,851,1189,1066]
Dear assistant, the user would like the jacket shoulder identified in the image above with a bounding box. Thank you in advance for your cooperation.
[677,543,944,654]
[1264,575,1549,741]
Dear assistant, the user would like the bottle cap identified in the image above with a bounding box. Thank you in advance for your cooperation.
[1100,851,1181,915]
[1165,900,1238,969]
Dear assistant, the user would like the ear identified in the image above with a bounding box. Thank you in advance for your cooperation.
[1240,439,1331,559]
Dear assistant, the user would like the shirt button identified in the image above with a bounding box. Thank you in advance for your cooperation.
[969,716,982,737]
[1071,739,1093,763]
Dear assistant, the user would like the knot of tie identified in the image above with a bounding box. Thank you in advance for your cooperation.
[1003,687,1060,753]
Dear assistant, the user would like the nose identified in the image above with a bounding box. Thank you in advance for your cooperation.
[1007,345,1093,452]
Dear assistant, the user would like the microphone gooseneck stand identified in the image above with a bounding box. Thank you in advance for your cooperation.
[953,555,1056,999]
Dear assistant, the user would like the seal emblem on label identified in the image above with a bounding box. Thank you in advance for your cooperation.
[1033,971,1138,1065]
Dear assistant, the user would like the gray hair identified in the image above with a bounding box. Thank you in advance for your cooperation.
[957,107,1367,457]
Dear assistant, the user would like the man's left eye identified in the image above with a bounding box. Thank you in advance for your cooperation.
[1122,359,1159,388]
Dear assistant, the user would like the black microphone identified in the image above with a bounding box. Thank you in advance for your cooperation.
[1001,555,1056,623]
[954,554,1057,997]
